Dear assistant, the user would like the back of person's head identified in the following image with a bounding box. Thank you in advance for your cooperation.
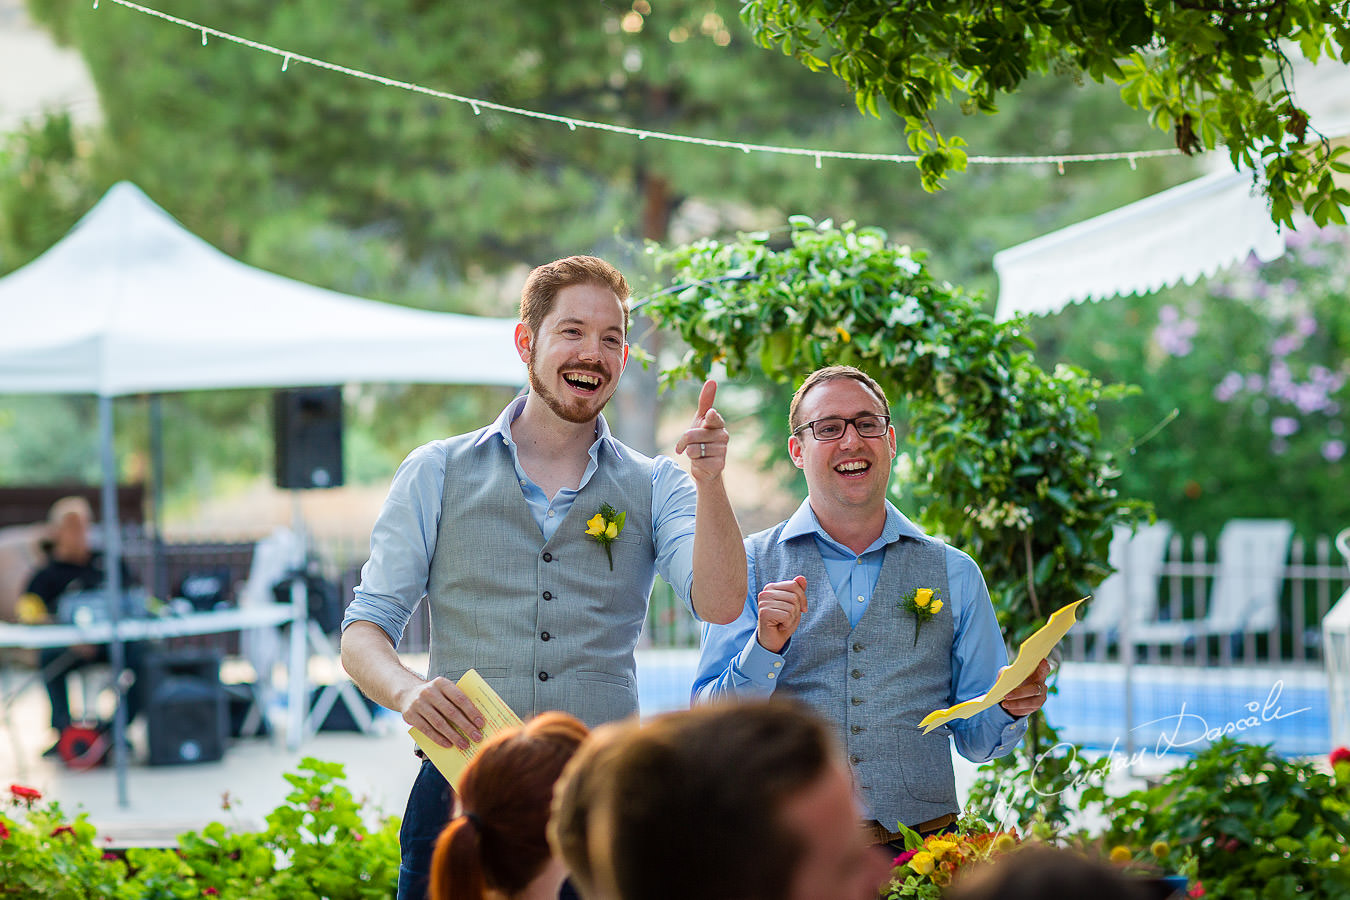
[582,700,838,900]
[430,711,589,900]
[946,845,1154,900]
[519,256,631,336]
[548,721,636,900]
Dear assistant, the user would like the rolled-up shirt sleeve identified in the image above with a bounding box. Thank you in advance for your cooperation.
[650,455,698,615]
[691,540,786,701]
[342,441,446,647]
[947,546,1028,762]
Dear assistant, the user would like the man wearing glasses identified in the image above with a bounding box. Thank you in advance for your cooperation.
[693,365,1049,848]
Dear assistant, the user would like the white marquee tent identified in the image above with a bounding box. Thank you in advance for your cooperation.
[0,181,525,803]
[0,181,524,394]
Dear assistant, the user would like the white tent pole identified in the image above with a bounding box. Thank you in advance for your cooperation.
[99,394,130,808]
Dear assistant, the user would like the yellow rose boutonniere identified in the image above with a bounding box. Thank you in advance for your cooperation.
[585,503,626,571]
[900,587,943,646]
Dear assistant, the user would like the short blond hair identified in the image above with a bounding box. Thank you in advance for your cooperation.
[47,496,93,527]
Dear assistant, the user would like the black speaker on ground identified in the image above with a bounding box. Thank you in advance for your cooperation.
[143,651,228,766]
[274,386,344,489]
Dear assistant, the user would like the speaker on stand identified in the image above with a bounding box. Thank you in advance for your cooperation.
[273,386,344,490]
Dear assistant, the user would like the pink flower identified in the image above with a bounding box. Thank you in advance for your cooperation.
[203,889,219,896]
[1188,881,1206,898]
[892,849,918,867]
[1330,746,1350,766]
[50,825,76,838]
[0,822,10,840]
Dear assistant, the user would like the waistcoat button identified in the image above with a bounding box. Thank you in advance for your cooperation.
[851,669,862,679]
[851,697,863,705]
[542,552,553,562]
[851,724,863,734]
[852,642,863,652]
[538,671,549,681]
[541,631,551,641]
[542,591,552,601]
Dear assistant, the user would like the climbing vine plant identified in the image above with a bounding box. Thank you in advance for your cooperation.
[648,217,1144,827]
[648,216,1141,645]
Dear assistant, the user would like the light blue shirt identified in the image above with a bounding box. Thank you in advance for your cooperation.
[692,499,1027,763]
[345,396,699,645]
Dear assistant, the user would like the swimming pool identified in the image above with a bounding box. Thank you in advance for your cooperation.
[634,650,1332,758]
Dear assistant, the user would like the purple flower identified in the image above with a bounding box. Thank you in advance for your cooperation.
[1324,440,1346,463]
[1271,334,1303,358]
[1296,315,1317,337]
[1153,306,1199,358]
[1271,417,1300,437]
[1214,372,1244,402]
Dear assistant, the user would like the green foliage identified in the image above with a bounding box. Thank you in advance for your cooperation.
[741,0,1350,224]
[0,760,400,899]
[1088,738,1350,899]
[648,217,1141,645]
[1025,225,1350,539]
[0,111,98,273]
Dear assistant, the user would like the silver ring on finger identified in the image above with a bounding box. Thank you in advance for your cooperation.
[700,443,706,458]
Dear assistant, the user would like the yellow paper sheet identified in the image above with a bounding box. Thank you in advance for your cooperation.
[408,669,524,791]
[918,597,1086,735]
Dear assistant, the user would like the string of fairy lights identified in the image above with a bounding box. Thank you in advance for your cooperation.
[94,0,1183,174]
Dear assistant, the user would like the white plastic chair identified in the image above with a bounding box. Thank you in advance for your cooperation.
[1082,521,1172,640]
[1132,518,1294,645]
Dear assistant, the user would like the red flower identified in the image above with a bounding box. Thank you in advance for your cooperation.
[9,784,42,802]
[50,825,76,838]
[1331,746,1350,767]
[102,852,119,861]
[1188,881,1205,898]
[892,849,918,867]
[0,822,10,840]
[203,889,219,896]
[353,832,365,842]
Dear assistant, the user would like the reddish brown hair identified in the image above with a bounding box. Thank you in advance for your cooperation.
[429,711,590,900]
[519,255,631,337]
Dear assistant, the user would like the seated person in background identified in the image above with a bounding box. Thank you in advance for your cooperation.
[552,699,893,900]
[944,845,1155,900]
[430,711,590,900]
[18,496,146,757]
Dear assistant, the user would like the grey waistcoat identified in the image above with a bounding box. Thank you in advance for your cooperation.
[750,523,958,830]
[427,428,655,728]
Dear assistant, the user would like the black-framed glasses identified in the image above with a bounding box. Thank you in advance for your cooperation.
[792,414,891,441]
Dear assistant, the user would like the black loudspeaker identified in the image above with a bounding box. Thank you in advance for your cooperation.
[143,651,228,766]
[274,386,344,489]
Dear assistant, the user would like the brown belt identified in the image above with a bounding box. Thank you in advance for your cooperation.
[863,812,957,845]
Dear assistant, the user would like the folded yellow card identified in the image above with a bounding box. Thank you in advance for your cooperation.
[408,669,523,791]
[918,597,1085,735]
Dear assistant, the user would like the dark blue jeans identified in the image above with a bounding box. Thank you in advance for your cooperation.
[397,758,453,900]
[395,757,581,900]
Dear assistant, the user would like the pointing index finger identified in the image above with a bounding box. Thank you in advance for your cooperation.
[695,379,717,421]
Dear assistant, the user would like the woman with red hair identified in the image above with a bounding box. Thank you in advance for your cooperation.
[430,712,589,900]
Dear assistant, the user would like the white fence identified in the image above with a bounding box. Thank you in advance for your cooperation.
[1066,529,1350,668]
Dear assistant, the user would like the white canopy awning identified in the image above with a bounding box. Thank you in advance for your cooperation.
[994,53,1350,321]
[993,170,1285,320]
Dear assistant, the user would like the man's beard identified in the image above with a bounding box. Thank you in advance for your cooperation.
[527,358,612,425]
